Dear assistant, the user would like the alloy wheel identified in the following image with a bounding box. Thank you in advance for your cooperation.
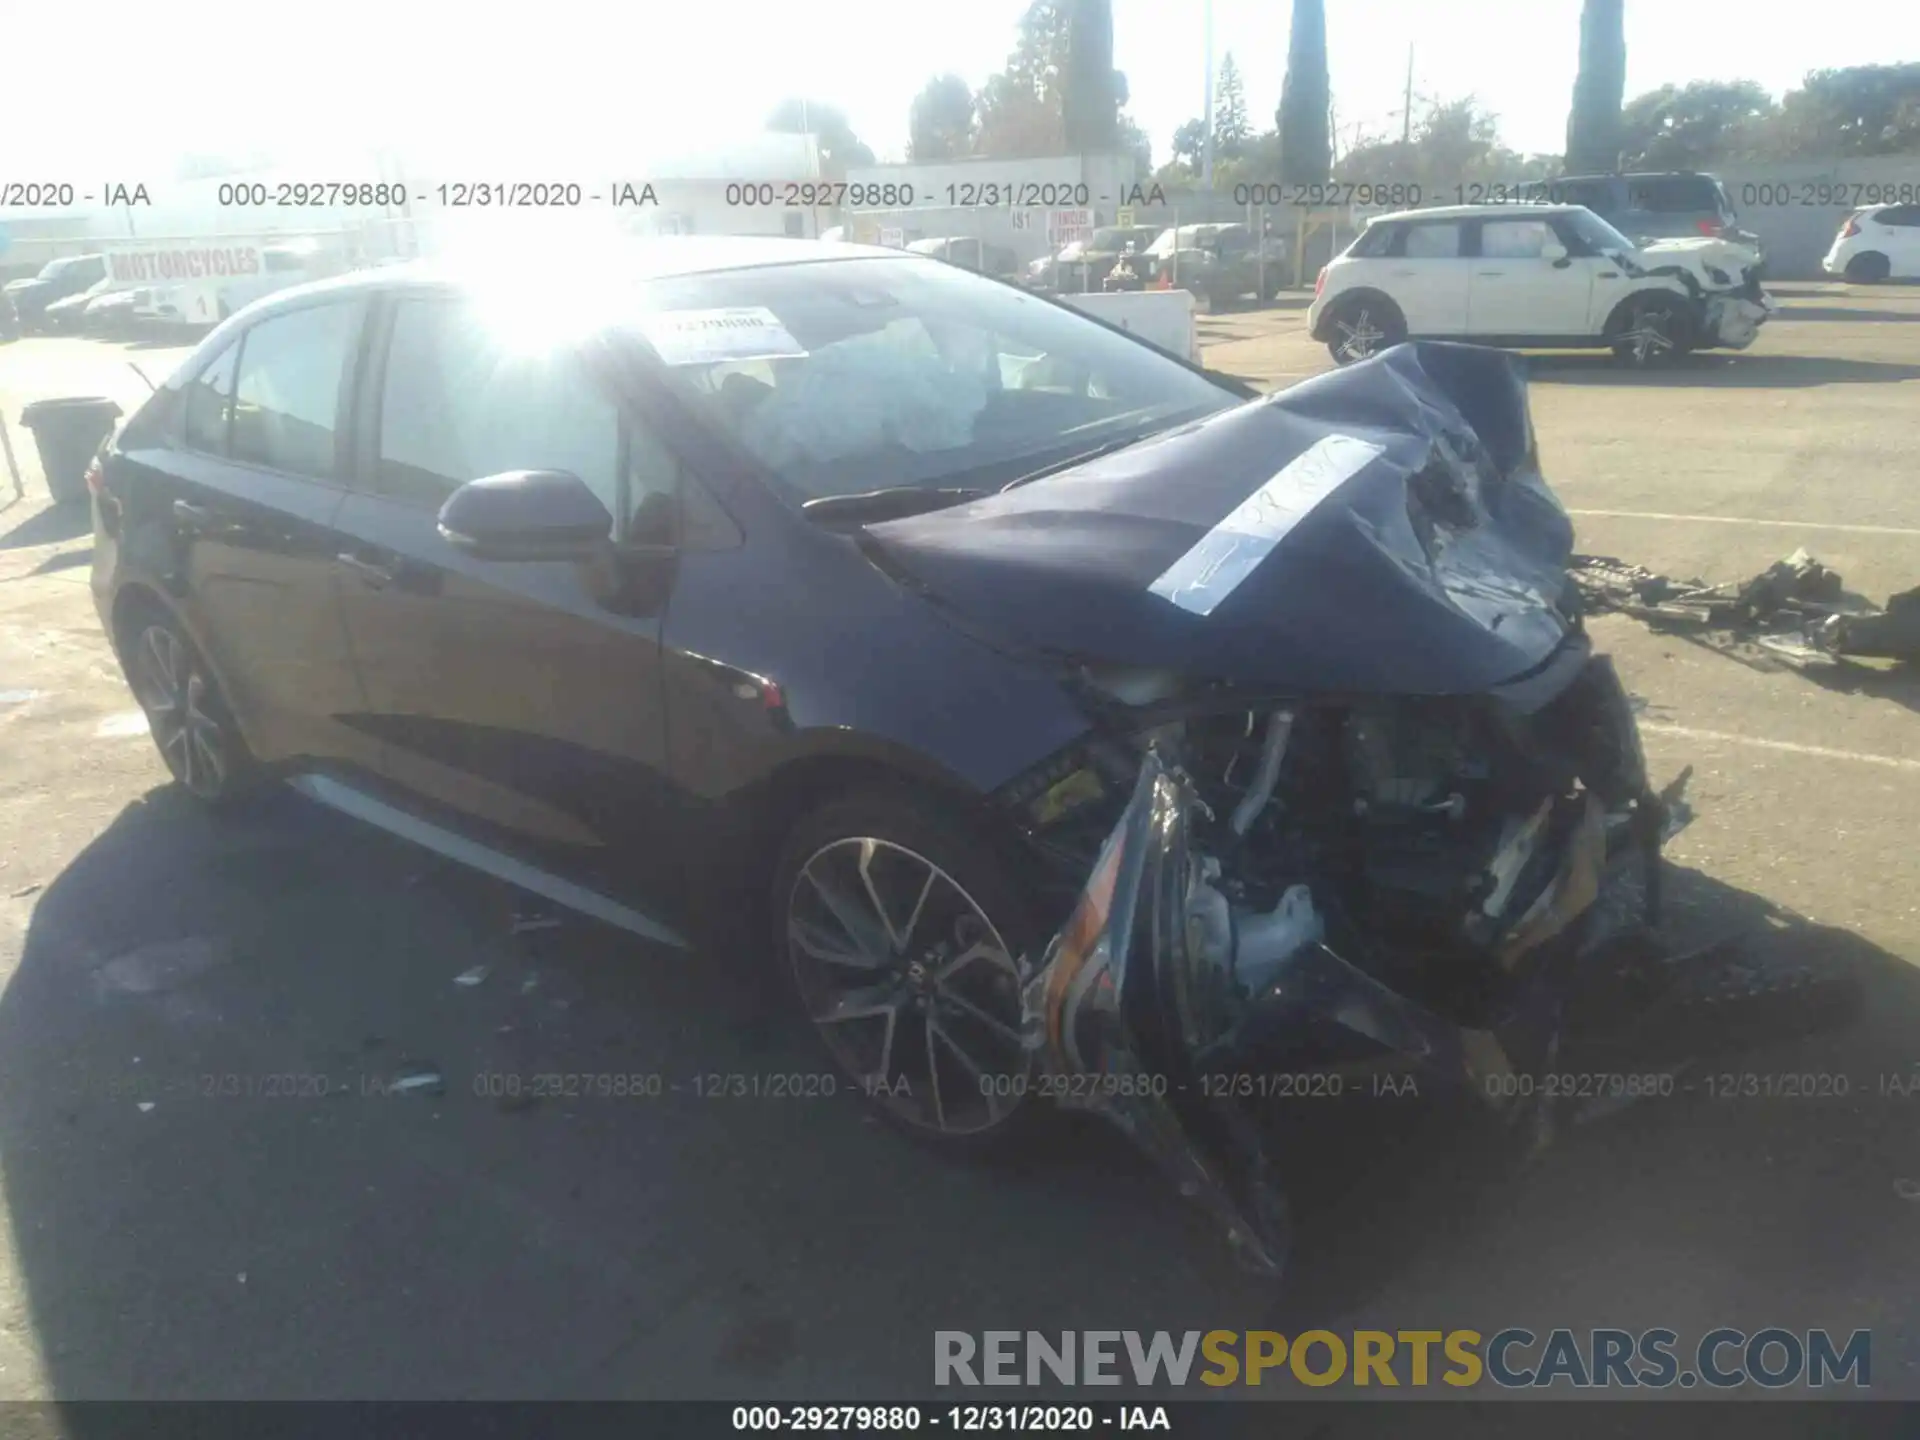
[786,837,1030,1137]
[1334,309,1385,362]
[1620,310,1675,365]
[130,623,228,797]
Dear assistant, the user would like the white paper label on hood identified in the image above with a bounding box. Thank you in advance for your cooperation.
[634,307,809,366]
[1149,433,1386,617]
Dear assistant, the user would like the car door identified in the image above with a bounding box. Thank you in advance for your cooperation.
[1383,220,1472,334]
[1466,217,1594,338]
[1872,204,1920,278]
[140,300,383,774]
[331,292,679,870]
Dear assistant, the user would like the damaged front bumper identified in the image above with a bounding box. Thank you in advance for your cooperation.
[1021,656,1692,1279]
[1700,289,1774,350]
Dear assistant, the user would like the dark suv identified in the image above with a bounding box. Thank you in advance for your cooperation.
[1555,172,1765,272]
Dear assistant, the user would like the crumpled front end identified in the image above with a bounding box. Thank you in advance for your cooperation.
[1632,237,1775,350]
[1020,646,1691,1278]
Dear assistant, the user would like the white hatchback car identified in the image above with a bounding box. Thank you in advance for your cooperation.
[1309,203,1771,368]
[1822,204,1920,283]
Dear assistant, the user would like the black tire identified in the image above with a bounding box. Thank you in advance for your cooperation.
[771,787,1044,1152]
[1610,296,1692,369]
[1324,296,1406,364]
[1844,251,1890,284]
[119,606,263,807]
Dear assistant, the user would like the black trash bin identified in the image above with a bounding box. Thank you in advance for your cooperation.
[18,396,123,505]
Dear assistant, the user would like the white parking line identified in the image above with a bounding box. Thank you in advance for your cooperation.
[1642,722,1920,774]
[1569,509,1920,539]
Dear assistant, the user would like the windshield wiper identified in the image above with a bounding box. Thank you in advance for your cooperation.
[801,485,991,526]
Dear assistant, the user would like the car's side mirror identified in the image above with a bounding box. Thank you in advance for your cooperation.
[438,469,613,562]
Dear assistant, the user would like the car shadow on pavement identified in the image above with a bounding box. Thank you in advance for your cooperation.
[1774,306,1920,324]
[1525,353,1920,387]
[0,783,1279,1401]
[1232,863,1920,1369]
[1,504,90,551]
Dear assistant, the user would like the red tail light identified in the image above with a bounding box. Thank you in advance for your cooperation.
[1841,215,1861,239]
[1696,218,1725,237]
[84,456,106,497]
[1314,266,1328,297]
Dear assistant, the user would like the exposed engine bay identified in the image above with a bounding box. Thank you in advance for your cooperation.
[1008,654,1691,1277]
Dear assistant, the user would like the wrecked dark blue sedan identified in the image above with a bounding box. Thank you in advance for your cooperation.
[88,238,1687,1275]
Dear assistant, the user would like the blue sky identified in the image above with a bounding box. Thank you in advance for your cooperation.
[6,0,1917,182]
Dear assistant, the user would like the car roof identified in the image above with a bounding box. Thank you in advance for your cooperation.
[1364,203,1591,224]
[229,235,919,322]
[1557,170,1719,182]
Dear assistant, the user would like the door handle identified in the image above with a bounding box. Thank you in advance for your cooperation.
[337,552,398,588]
[172,499,214,528]
[1476,271,1504,277]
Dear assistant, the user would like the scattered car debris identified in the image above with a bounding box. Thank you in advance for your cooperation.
[453,964,491,988]
[0,690,41,706]
[9,883,42,898]
[1896,1178,1920,1203]
[1570,548,1920,667]
[136,1102,155,1113]
[93,709,152,738]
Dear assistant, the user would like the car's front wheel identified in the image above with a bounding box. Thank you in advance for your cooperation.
[1611,297,1692,368]
[773,789,1041,1150]
[1324,297,1406,364]
[122,609,261,805]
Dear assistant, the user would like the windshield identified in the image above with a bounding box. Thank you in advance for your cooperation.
[1564,207,1639,255]
[37,258,82,280]
[630,255,1241,505]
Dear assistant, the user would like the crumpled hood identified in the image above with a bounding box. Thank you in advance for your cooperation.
[864,341,1578,696]
[1633,237,1758,288]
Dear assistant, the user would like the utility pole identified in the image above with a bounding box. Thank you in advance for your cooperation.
[1401,46,1415,144]
[1201,0,1215,189]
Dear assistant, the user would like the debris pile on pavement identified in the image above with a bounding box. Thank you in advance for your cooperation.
[1570,548,1920,668]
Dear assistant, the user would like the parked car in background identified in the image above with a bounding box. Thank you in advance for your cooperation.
[1309,203,1771,368]
[1553,172,1765,275]
[2,254,109,334]
[42,277,116,333]
[1029,226,1161,292]
[82,286,144,338]
[1141,223,1288,305]
[86,238,1684,1275]
[1822,204,1920,283]
[906,236,1021,280]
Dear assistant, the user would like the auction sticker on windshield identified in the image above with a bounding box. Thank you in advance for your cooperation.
[635,306,808,366]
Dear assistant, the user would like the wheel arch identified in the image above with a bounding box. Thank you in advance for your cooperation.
[1602,283,1692,339]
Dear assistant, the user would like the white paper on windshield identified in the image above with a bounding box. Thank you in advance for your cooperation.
[635,307,808,366]
[1149,433,1385,617]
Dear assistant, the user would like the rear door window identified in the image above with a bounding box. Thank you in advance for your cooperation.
[228,302,361,480]
[1875,205,1920,227]
[1558,179,1616,213]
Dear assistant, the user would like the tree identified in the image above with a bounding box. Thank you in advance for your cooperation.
[1170,118,1209,173]
[1215,53,1251,160]
[1118,116,1153,175]
[1617,80,1775,169]
[766,99,876,175]
[1565,0,1626,172]
[1276,0,1331,185]
[1756,64,1920,158]
[909,75,977,161]
[975,0,1069,158]
[1063,0,1124,151]
[1333,97,1551,193]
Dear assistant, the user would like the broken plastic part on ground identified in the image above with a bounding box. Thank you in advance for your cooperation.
[1570,548,1920,666]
